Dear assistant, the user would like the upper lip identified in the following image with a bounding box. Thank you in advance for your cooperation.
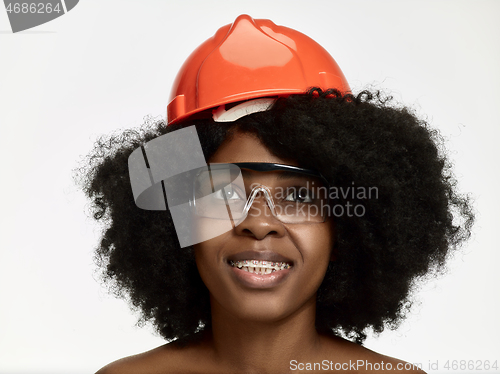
[226,250,293,264]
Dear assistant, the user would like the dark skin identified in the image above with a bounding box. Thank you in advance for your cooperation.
[96,132,425,374]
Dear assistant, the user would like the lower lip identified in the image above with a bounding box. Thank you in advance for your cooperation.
[228,263,292,289]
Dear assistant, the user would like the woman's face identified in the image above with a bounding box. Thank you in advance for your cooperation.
[193,131,335,322]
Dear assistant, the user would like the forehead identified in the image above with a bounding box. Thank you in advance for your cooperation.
[208,131,299,166]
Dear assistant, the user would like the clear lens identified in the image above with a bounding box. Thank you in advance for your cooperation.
[194,165,329,223]
[194,166,247,221]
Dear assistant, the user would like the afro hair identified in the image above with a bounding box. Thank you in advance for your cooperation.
[77,88,474,345]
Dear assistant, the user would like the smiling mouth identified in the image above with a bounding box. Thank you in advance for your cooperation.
[228,260,292,275]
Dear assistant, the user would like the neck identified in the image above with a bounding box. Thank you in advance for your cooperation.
[206,293,322,373]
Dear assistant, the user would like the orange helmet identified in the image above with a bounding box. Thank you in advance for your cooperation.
[167,14,350,125]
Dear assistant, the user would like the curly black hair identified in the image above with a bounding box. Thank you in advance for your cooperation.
[77,88,474,345]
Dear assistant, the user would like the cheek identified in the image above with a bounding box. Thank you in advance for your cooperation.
[192,216,235,245]
[287,221,335,268]
[193,235,228,289]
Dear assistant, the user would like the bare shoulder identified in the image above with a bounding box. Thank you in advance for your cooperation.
[94,339,208,374]
[320,335,426,373]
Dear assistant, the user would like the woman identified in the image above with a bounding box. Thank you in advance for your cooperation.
[81,15,473,373]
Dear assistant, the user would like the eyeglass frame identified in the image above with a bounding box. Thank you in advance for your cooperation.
[190,162,331,224]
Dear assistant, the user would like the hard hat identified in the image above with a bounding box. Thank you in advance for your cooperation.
[167,14,350,125]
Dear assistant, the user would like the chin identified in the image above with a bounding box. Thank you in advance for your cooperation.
[211,290,315,324]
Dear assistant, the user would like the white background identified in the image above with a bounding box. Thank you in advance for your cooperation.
[0,1,499,373]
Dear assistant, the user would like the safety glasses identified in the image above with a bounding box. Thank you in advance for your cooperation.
[191,163,330,224]
[128,127,330,247]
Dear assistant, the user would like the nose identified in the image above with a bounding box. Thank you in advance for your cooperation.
[233,186,286,239]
